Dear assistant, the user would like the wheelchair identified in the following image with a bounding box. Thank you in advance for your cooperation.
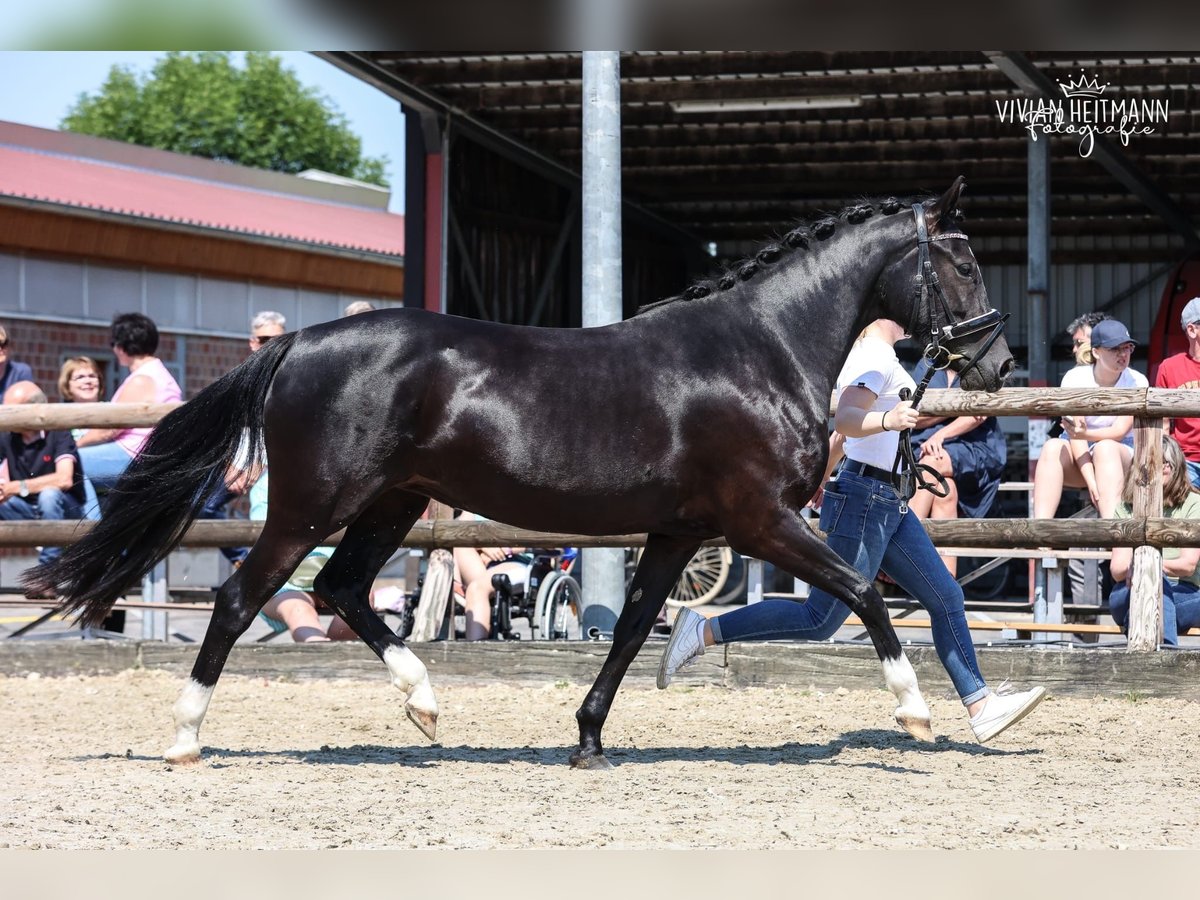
[486,548,581,641]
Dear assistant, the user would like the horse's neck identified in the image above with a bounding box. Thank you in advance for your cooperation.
[752,220,907,395]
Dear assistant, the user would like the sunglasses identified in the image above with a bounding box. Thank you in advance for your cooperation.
[251,334,275,345]
[0,340,8,349]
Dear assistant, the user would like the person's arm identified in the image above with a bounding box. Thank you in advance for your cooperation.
[834,385,917,437]
[807,431,846,509]
[76,373,158,446]
[0,456,74,501]
[1067,414,1135,445]
[917,415,988,459]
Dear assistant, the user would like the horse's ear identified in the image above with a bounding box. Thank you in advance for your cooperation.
[928,176,967,232]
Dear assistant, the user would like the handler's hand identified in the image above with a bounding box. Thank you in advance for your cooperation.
[885,400,919,432]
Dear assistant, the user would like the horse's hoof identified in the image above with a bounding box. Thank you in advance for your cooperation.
[405,705,438,741]
[895,714,935,743]
[163,742,201,764]
[569,752,613,771]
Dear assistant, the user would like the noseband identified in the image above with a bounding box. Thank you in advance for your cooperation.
[891,205,1010,511]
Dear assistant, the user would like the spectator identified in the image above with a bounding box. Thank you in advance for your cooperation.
[658,319,1046,744]
[906,362,1007,577]
[249,310,286,352]
[452,510,530,640]
[0,381,86,568]
[76,313,182,519]
[251,469,354,643]
[57,356,105,516]
[1065,311,1112,367]
[1033,318,1147,521]
[1108,435,1200,646]
[343,300,376,317]
[1154,297,1200,488]
[0,324,34,398]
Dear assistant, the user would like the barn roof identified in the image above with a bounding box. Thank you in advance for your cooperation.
[326,51,1199,257]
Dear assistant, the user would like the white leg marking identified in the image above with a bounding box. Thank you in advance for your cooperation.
[164,679,214,763]
[383,644,439,740]
[882,654,933,741]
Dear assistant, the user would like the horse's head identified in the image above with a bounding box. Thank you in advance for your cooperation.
[876,177,1014,392]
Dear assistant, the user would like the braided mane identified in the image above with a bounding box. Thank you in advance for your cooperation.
[637,194,964,315]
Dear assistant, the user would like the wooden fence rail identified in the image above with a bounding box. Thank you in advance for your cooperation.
[1,388,1194,651]
[2,516,1200,550]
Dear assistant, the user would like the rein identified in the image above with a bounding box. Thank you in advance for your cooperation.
[890,204,1010,512]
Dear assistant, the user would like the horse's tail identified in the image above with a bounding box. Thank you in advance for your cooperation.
[22,332,299,627]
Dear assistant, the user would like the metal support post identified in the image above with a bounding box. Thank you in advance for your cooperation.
[578,51,626,640]
[141,560,168,642]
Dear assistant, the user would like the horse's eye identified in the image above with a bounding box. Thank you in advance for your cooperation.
[957,263,973,276]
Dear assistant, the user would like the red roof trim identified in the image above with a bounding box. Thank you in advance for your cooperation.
[0,145,404,258]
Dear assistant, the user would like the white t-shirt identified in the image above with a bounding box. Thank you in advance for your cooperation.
[1059,364,1148,446]
[836,335,916,469]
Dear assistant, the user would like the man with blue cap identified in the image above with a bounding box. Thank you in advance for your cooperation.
[1154,297,1200,488]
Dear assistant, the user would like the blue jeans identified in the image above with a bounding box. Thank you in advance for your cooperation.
[197,482,249,565]
[1108,577,1200,647]
[710,469,989,705]
[0,488,84,564]
[78,442,134,520]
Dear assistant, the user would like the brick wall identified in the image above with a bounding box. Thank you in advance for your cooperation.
[1,320,247,399]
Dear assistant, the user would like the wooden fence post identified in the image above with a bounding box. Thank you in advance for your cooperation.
[1128,415,1164,651]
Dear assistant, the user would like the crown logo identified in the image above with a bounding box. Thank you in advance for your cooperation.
[1057,68,1109,98]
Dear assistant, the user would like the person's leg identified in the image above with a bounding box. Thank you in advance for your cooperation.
[1168,581,1200,639]
[1108,581,1131,632]
[0,497,37,522]
[882,509,989,708]
[261,591,330,642]
[1160,579,1181,648]
[463,577,492,640]
[32,488,83,565]
[77,443,134,519]
[1091,440,1133,518]
[1033,438,1084,518]
[709,472,886,645]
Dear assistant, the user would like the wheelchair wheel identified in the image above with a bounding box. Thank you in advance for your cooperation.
[535,572,581,640]
[636,546,732,608]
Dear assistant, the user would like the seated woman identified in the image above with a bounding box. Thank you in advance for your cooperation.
[906,362,1007,577]
[252,471,354,643]
[1033,318,1147,521]
[75,313,182,519]
[1108,435,1200,646]
[452,510,529,641]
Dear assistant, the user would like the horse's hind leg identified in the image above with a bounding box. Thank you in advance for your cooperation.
[730,510,933,741]
[165,526,318,763]
[571,534,700,770]
[309,489,439,740]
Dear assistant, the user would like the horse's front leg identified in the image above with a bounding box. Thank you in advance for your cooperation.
[571,534,701,770]
[730,508,933,742]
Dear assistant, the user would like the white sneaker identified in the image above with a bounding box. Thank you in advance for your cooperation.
[656,607,706,689]
[969,681,1046,744]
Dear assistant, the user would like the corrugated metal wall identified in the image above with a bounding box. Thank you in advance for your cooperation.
[975,233,1179,385]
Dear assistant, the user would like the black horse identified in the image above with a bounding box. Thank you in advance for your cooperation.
[27,177,1013,768]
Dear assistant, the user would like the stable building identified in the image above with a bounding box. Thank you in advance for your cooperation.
[0,120,405,398]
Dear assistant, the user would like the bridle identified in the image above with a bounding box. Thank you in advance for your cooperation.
[891,203,1010,510]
